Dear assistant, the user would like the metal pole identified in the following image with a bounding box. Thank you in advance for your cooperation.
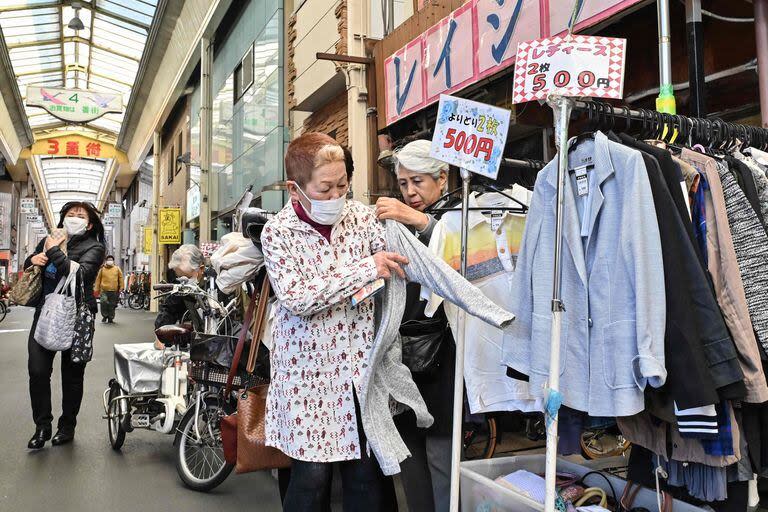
[656,0,676,114]
[150,131,161,314]
[449,168,472,512]
[685,0,706,117]
[755,0,768,127]
[544,95,572,512]
[199,36,213,243]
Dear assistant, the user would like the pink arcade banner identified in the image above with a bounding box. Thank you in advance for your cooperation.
[383,0,644,126]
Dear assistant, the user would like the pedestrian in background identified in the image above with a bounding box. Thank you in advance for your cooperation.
[25,201,105,450]
[95,254,123,324]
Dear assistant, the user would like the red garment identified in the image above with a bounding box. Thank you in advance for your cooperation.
[291,200,332,242]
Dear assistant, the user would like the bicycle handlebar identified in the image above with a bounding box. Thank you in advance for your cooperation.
[153,284,175,291]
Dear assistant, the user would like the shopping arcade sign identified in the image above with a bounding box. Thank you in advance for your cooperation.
[382,0,644,126]
[26,86,123,123]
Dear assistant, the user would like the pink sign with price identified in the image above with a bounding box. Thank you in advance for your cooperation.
[512,34,627,104]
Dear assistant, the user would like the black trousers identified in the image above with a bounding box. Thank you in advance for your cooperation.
[28,312,86,431]
[281,392,396,512]
[100,291,118,320]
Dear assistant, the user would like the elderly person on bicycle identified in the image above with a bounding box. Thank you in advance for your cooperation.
[153,245,207,348]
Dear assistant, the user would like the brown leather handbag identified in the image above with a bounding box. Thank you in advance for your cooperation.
[221,273,291,473]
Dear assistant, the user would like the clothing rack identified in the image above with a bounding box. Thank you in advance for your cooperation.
[573,100,768,149]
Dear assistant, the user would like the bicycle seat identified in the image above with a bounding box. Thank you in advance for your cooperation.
[155,324,194,348]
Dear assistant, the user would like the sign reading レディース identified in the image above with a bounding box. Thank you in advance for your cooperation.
[158,208,182,245]
[26,87,123,123]
[20,198,36,213]
[430,95,511,180]
[512,34,626,103]
[383,0,642,125]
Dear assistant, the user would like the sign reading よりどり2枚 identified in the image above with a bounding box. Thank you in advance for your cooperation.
[430,95,510,179]
[383,0,643,125]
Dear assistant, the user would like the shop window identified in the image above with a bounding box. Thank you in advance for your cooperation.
[234,44,254,104]
[167,147,175,184]
[175,131,183,175]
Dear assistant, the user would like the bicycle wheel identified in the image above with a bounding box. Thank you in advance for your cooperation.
[0,301,7,323]
[175,396,234,492]
[128,294,143,310]
[107,381,126,450]
[463,416,498,460]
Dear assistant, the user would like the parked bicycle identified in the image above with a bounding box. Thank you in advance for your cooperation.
[103,278,237,464]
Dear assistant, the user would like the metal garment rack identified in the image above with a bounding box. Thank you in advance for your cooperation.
[573,99,768,148]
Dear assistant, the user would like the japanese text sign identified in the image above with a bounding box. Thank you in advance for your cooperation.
[383,0,641,126]
[143,226,153,254]
[25,135,123,160]
[430,95,510,179]
[26,86,123,123]
[512,35,626,103]
[158,208,182,245]
[107,203,122,218]
[20,198,36,213]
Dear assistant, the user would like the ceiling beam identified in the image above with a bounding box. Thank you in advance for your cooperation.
[0,2,151,29]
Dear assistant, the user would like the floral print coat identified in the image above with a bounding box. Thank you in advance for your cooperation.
[261,200,385,462]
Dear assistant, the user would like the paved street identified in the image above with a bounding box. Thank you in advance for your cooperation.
[0,307,283,511]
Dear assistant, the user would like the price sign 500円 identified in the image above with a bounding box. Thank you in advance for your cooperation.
[512,34,626,104]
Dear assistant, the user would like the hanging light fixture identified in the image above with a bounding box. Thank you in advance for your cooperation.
[68,2,85,31]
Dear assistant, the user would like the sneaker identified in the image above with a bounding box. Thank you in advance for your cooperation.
[101,318,107,323]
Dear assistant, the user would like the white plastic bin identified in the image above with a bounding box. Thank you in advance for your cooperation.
[460,455,706,511]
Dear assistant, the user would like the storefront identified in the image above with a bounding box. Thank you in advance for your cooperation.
[189,0,287,242]
[367,0,768,509]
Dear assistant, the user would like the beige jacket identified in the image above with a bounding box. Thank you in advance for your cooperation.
[681,149,768,403]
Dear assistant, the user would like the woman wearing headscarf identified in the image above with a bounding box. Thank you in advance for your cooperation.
[375,139,456,512]
[25,201,105,449]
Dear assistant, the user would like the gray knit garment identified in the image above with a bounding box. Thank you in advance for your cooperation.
[359,220,515,475]
[717,162,768,352]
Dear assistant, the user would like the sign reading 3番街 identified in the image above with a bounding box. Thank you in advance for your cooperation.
[158,208,182,245]
[512,34,627,103]
[26,86,123,123]
[430,95,511,180]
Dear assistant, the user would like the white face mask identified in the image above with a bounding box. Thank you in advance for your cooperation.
[106,260,114,267]
[296,185,346,225]
[63,216,88,236]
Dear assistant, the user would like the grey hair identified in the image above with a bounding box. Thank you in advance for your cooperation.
[394,139,448,180]
[168,244,204,274]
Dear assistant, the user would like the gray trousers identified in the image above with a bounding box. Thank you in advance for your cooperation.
[100,291,118,320]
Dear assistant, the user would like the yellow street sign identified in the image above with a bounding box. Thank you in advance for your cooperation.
[22,134,126,161]
[158,208,182,245]
[143,226,153,254]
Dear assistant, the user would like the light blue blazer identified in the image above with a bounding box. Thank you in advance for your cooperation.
[503,131,666,417]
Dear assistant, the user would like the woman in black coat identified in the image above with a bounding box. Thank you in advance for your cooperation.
[25,201,105,449]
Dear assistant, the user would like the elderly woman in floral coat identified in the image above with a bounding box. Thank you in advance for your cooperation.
[261,132,408,511]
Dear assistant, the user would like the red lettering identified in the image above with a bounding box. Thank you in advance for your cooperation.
[475,137,493,161]
[578,70,595,88]
[464,134,478,155]
[527,63,539,75]
[532,74,546,92]
[47,139,59,154]
[443,128,456,149]
[554,70,570,87]
[455,130,467,151]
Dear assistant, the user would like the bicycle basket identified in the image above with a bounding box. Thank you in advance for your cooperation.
[190,333,250,372]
